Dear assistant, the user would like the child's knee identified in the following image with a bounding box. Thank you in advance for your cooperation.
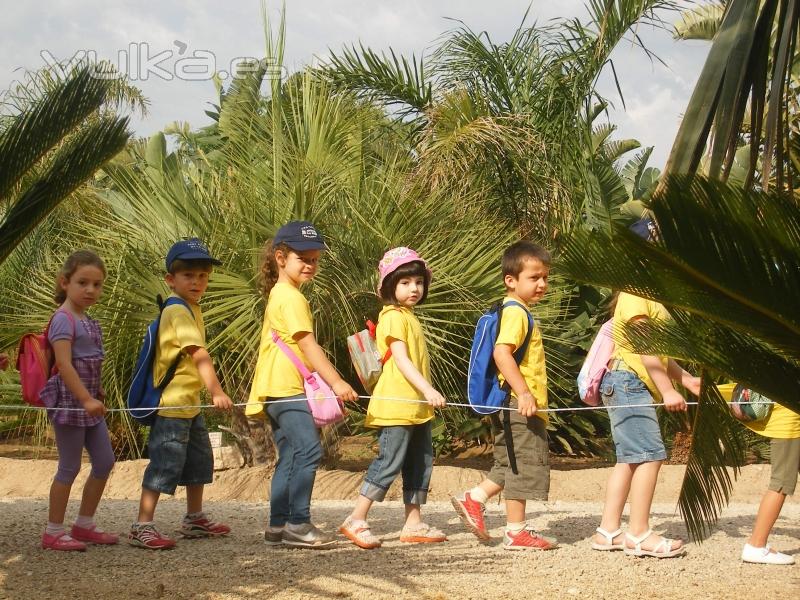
[54,462,81,485]
[90,455,115,480]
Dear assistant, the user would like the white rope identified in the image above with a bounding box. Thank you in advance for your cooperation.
[0,394,771,414]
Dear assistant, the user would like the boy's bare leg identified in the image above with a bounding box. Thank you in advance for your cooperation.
[749,490,786,548]
[186,484,204,515]
[477,479,503,501]
[594,462,634,545]
[505,498,526,524]
[137,488,160,522]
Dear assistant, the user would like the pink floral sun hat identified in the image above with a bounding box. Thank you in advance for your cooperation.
[377,247,433,292]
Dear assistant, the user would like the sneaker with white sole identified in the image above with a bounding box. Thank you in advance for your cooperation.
[264,526,284,546]
[742,543,795,565]
[282,523,337,548]
[128,523,176,550]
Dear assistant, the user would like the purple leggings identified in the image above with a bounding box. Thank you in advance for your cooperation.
[52,421,116,485]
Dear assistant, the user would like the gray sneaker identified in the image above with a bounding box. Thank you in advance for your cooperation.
[282,523,337,548]
[264,526,283,546]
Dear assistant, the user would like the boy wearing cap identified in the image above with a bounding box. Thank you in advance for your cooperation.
[129,238,233,550]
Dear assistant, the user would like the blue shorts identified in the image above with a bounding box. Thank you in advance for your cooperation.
[142,414,214,495]
[600,370,667,464]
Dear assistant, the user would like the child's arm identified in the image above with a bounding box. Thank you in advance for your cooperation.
[186,346,233,410]
[388,339,445,407]
[51,340,106,417]
[667,359,701,396]
[296,333,358,402]
[641,355,687,412]
[493,344,537,417]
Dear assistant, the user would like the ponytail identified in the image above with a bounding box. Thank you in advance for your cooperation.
[54,250,106,305]
[258,240,291,298]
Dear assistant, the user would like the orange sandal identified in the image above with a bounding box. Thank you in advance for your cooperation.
[399,523,447,544]
[339,517,381,549]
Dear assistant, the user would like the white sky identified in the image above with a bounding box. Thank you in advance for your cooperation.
[0,0,710,168]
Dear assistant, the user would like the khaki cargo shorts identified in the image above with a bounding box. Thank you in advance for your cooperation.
[487,408,550,500]
[769,437,800,495]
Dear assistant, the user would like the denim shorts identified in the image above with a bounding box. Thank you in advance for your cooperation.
[600,370,667,464]
[142,414,214,495]
[361,421,433,505]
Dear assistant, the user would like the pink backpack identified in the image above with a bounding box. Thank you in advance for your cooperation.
[271,330,344,427]
[16,310,76,406]
[577,319,615,406]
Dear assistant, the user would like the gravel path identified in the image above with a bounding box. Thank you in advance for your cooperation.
[1,497,798,600]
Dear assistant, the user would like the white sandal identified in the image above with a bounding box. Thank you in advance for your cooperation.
[591,527,624,551]
[624,529,685,558]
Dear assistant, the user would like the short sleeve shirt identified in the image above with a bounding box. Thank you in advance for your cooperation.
[495,298,549,425]
[48,310,104,359]
[154,295,205,419]
[366,305,433,427]
[611,292,670,399]
[247,282,314,410]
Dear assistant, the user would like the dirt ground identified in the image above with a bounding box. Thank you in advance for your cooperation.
[0,456,798,599]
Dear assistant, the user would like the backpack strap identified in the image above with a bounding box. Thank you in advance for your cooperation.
[494,300,535,477]
[156,295,196,389]
[376,306,404,365]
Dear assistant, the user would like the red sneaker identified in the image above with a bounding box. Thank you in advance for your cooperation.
[71,524,119,545]
[128,524,176,550]
[450,492,490,541]
[179,514,231,538]
[42,531,87,552]
[503,527,558,551]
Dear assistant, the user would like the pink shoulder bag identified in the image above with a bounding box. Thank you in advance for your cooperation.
[271,330,344,427]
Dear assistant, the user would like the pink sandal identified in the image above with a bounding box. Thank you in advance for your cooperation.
[42,531,87,552]
[71,524,120,545]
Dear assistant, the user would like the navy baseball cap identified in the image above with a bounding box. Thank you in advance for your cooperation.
[274,221,326,251]
[629,217,656,241]
[165,238,222,271]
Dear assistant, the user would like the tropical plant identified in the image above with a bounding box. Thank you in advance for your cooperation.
[0,62,138,264]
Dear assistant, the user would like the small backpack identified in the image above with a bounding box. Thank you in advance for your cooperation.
[16,310,76,407]
[346,319,392,393]
[729,384,774,423]
[127,296,194,425]
[466,301,533,474]
[577,319,615,406]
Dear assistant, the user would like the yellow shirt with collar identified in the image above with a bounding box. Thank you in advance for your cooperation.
[366,305,434,427]
[611,292,670,400]
[247,282,314,415]
[155,294,205,419]
[718,383,800,439]
[495,297,549,425]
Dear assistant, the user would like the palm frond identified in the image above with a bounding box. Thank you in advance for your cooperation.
[673,1,726,41]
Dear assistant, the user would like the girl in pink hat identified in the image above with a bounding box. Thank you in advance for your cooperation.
[340,247,447,549]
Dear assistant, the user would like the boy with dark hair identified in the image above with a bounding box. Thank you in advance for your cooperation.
[451,240,557,550]
[129,238,233,549]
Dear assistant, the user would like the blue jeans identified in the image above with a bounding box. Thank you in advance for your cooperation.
[361,421,433,504]
[266,395,322,526]
[601,370,667,464]
[142,414,213,495]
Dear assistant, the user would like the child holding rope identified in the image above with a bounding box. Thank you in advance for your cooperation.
[247,221,357,548]
[590,219,700,558]
[39,250,117,551]
[340,247,446,549]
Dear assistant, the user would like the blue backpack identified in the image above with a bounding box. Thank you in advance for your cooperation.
[467,300,534,474]
[127,296,194,426]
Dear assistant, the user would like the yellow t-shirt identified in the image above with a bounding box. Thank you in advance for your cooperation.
[246,282,314,415]
[366,305,434,427]
[495,298,549,425]
[155,294,205,419]
[611,292,670,400]
[718,383,800,439]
